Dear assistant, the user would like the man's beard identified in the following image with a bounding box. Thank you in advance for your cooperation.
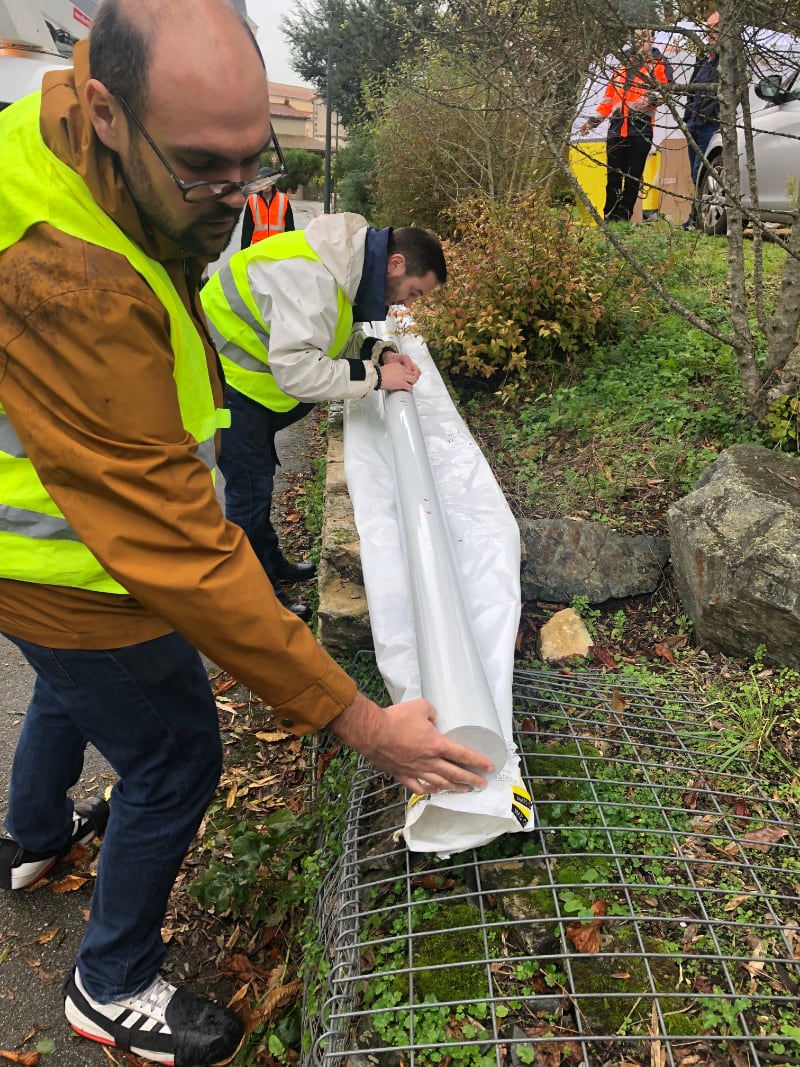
[123,136,240,258]
[385,274,402,307]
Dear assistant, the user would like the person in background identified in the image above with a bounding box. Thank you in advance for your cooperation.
[202,214,445,621]
[682,11,721,231]
[579,28,674,221]
[240,172,294,247]
[0,1,491,1063]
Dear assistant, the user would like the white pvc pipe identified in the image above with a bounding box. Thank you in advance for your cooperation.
[383,387,508,776]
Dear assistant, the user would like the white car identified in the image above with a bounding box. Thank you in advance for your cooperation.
[0,49,71,110]
[697,65,800,234]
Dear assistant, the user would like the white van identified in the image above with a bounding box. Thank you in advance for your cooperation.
[0,0,92,110]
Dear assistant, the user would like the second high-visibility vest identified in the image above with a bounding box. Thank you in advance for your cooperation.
[0,91,230,594]
[247,189,290,242]
[201,231,354,413]
[596,52,672,137]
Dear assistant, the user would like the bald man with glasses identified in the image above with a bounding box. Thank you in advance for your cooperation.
[0,1,491,1063]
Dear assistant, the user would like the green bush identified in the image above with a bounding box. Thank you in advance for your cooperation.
[275,148,323,194]
[764,393,800,452]
[414,195,647,399]
[333,129,378,218]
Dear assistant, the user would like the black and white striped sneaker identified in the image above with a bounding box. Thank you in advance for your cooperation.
[64,968,245,1066]
[0,796,109,890]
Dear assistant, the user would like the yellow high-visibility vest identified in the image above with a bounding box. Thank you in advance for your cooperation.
[201,231,354,413]
[0,92,230,593]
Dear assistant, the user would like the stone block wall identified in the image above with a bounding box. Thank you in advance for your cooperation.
[315,407,373,655]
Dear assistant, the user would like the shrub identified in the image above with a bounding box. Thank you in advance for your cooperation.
[764,393,800,452]
[275,148,323,195]
[333,129,378,218]
[414,195,647,399]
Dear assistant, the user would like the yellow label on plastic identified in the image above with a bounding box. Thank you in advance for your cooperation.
[510,782,533,827]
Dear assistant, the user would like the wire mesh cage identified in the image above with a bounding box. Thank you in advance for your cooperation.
[303,667,800,1067]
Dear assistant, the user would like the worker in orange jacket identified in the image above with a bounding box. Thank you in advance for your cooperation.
[241,172,294,247]
[580,29,673,221]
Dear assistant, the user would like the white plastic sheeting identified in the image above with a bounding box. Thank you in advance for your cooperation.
[343,317,534,854]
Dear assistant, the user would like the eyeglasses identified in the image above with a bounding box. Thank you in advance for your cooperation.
[115,95,286,203]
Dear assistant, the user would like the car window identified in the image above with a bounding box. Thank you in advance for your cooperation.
[782,67,800,99]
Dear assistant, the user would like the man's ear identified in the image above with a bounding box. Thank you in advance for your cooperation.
[387,252,406,277]
[85,79,127,152]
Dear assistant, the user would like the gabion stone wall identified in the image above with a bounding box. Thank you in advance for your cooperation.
[304,667,800,1067]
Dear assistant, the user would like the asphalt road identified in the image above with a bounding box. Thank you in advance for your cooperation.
[0,636,113,1062]
[0,197,323,1058]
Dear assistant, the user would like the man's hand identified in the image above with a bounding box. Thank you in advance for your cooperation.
[379,353,421,391]
[329,691,493,794]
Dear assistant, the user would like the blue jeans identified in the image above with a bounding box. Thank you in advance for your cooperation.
[2,631,222,1002]
[686,121,719,219]
[218,386,313,589]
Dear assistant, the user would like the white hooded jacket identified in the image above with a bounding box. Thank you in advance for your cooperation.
[239,211,381,403]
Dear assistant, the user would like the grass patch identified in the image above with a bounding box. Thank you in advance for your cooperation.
[457,233,779,530]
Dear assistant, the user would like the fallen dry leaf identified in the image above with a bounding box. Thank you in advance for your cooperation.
[742,825,790,851]
[609,690,627,713]
[565,899,606,954]
[590,644,617,669]
[649,1001,665,1066]
[32,927,60,945]
[226,982,252,1009]
[744,957,766,981]
[249,978,303,1026]
[724,893,757,912]
[0,1052,40,1065]
[51,874,88,893]
[411,873,456,892]
[690,813,718,834]
[254,731,289,744]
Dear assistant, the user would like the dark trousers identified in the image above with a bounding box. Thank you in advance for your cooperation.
[603,134,652,221]
[3,631,222,1002]
[217,385,314,590]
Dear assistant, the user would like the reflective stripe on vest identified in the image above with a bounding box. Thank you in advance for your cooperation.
[0,91,230,594]
[248,190,289,242]
[201,231,354,413]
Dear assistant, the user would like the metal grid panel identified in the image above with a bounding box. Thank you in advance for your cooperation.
[304,668,800,1067]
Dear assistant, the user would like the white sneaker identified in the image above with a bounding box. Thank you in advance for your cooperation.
[64,967,244,1066]
[0,797,109,890]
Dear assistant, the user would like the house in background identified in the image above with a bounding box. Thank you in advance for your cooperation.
[269,81,320,153]
[269,81,346,153]
[268,80,346,198]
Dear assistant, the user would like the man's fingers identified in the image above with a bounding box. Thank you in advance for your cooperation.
[437,739,494,775]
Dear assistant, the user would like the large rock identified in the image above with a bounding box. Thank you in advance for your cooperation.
[667,444,800,666]
[519,518,670,604]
